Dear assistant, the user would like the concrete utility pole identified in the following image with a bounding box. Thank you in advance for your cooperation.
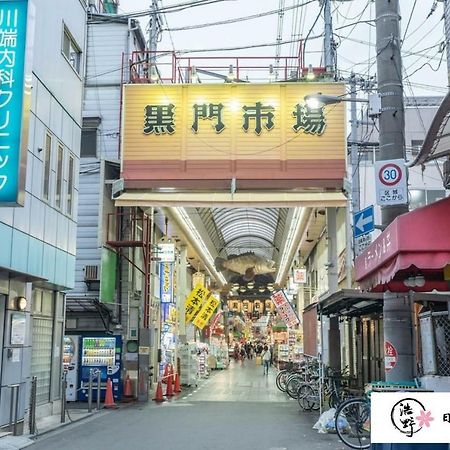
[149,0,159,62]
[323,0,335,74]
[376,0,413,382]
[349,73,360,214]
[443,0,450,87]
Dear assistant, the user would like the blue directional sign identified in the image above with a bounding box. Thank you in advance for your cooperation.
[0,0,29,205]
[353,205,375,238]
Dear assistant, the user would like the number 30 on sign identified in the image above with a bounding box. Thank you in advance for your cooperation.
[374,159,408,206]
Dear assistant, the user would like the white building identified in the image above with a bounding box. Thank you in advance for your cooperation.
[0,0,86,432]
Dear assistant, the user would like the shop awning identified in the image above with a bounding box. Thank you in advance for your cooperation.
[65,297,113,332]
[318,289,383,317]
[355,197,450,292]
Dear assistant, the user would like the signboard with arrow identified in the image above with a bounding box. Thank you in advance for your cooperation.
[353,205,375,238]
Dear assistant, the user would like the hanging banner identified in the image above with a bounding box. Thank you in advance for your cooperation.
[192,295,220,330]
[185,284,210,322]
[293,268,307,284]
[270,290,300,328]
[160,263,174,303]
[0,0,30,205]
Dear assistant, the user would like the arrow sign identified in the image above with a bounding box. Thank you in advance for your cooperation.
[353,205,375,238]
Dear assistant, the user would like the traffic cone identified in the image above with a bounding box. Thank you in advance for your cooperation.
[152,381,165,403]
[165,373,174,397]
[174,373,182,393]
[123,375,133,398]
[104,378,117,409]
[162,364,169,384]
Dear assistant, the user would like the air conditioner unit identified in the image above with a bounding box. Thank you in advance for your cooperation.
[84,265,99,281]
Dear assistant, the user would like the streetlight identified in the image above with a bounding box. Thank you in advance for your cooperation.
[304,93,369,109]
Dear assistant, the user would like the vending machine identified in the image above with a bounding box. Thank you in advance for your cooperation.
[63,335,80,401]
[78,336,122,402]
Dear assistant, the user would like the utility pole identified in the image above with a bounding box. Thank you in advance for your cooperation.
[323,0,335,74]
[149,0,159,62]
[443,0,450,87]
[376,0,412,382]
[350,73,359,214]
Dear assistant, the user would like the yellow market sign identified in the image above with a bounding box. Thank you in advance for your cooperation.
[121,83,346,192]
[185,284,210,322]
[192,295,220,330]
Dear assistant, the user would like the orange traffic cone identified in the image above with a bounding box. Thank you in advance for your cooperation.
[153,380,165,403]
[123,375,133,398]
[162,365,169,384]
[165,373,174,397]
[104,378,117,409]
[174,373,182,393]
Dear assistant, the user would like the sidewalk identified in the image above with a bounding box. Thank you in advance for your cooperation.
[0,404,110,450]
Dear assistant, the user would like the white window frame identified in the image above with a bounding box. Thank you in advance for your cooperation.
[62,24,82,75]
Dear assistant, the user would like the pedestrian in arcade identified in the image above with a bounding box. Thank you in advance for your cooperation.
[240,346,246,362]
[262,345,271,375]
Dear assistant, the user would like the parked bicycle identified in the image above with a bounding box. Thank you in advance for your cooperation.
[334,379,422,449]
[297,365,351,411]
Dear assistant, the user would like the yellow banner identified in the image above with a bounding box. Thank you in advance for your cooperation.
[185,284,210,322]
[192,296,220,330]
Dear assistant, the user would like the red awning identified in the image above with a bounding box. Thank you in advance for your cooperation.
[355,197,450,292]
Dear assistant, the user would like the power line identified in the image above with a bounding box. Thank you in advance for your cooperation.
[161,0,316,32]
[401,0,418,45]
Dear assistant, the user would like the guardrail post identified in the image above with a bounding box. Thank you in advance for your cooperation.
[29,377,37,434]
[96,370,101,410]
[8,384,20,436]
[88,369,93,413]
[61,372,67,423]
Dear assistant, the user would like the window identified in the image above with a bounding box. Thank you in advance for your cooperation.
[43,133,52,201]
[81,117,101,158]
[56,144,64,209]
[62,26,81,74]
[67,155,74,216]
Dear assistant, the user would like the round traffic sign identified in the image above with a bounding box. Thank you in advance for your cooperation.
[378,163,402,186]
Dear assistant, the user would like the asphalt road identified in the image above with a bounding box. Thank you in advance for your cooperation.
[30,362,348,450]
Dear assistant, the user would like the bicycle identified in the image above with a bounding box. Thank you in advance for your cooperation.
[297,366,351,411]
[334,379,422,449]
[334,396,370,449]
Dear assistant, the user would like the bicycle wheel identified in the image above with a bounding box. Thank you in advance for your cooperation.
[286,375,303,399]
[297,384,318,411]
[276,370,288,392]
[335,397,370,450]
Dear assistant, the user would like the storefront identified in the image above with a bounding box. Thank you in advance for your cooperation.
[355,197,450,389]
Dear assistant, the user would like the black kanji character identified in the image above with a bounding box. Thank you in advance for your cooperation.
[144,104,175,135]
[242,102,275,135]
[192,103,225,133]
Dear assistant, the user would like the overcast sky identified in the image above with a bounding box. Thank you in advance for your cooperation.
[116,0,448,96]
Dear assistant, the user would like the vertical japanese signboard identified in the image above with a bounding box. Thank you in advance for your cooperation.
[271,290,300,328]
[0,0,30,205]
[192,295,220,330]
[159,262,174,303]
[185,284,210,322]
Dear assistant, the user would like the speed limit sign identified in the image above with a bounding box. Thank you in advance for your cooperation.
[374,159,407,206]
[378,163,402,186]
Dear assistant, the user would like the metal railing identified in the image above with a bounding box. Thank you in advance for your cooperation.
[87,369,102,413]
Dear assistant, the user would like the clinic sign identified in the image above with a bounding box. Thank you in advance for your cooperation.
[0,0,29,205]
[121,83,347,191]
